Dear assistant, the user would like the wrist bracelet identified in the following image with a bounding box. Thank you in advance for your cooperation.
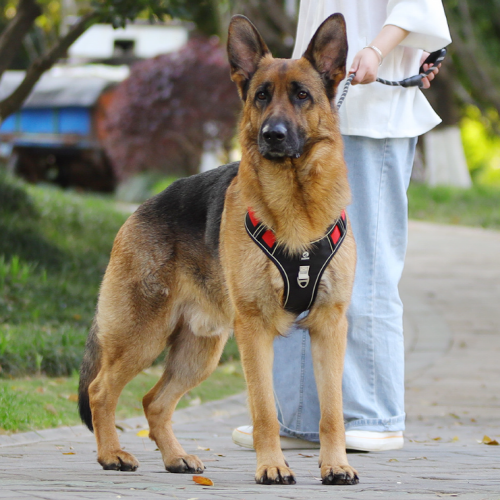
[364,45,383,66]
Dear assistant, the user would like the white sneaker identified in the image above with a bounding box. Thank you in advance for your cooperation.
[345,430,404,452]
[232,426,403,452]
[232,425,320,450]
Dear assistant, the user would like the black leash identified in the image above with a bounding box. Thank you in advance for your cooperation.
[337,48,447,110]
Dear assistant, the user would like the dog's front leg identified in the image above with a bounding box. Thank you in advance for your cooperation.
[235,315,296,485]
[309,307,359,485]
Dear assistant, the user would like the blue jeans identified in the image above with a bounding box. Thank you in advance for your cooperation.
[273,135,417,440]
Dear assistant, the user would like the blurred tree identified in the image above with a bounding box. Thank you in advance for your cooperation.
[102,37,240,179]
[444,0,500,120]
[421,0,500,186]
[423,0,500,130]
[0,0,202,123]
[211,0,297,57]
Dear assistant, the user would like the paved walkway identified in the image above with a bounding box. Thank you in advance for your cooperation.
[1,221,499,499]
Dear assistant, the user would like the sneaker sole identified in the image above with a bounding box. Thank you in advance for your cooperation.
[346,433,404,452]
[233,428,403,452]
[232,428,320,450]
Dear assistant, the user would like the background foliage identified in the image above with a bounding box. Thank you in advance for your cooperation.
[103,37,240,178]
[0,170,126,376]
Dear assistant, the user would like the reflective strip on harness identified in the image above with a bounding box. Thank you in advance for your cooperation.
[244,209,347,315]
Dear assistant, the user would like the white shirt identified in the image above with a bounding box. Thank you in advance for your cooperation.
[292,0,452,138]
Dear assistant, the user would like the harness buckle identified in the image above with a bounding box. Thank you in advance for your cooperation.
[298,266,310,288]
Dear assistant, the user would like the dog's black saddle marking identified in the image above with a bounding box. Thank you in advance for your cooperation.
[245,209,347,314]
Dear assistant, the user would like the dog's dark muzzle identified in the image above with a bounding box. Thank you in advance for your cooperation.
[258,120,304,160]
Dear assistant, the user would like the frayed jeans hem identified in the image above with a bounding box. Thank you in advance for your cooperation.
[278,413,406,442]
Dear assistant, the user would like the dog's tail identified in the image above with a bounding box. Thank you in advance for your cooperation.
[78,318,101,432]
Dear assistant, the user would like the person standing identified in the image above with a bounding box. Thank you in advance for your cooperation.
[233,0,451,452]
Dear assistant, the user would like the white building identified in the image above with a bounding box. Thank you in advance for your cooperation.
[68,22,190,61]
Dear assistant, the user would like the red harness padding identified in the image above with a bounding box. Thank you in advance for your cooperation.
[244,209,347,315]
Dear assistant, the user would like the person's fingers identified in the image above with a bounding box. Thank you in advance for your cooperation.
[420,62,441,89]
[351,49,378,85]
[424,64,435,83]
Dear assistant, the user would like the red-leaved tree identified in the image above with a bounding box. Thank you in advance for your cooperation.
[102,37,240,179]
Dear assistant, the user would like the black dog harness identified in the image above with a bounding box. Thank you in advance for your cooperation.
[245,209,347,315]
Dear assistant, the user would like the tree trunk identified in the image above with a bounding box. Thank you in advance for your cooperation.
[421,61,472,188]
[0,11,98,122]
[0,0,42,80]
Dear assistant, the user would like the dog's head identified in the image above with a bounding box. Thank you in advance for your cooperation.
[227,14,348,161]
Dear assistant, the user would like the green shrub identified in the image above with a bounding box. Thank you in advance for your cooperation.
[0,172,126,376]
[461,106,500,186]
[408,183,500,229]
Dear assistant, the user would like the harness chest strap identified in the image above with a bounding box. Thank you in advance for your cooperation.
[244,209,347,315]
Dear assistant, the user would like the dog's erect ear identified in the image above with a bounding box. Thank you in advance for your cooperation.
[227,15,271,100]
[303,13,348,100]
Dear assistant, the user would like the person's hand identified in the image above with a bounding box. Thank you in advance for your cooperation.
[419,51,441,89]
[349,48,380,85]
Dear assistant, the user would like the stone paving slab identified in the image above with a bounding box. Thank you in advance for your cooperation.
[0,413,499,499]
[0,221,499,499]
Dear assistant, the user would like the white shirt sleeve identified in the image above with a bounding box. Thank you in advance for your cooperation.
[385,0,452,52]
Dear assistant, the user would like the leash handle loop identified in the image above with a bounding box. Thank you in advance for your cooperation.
[336,48,447,110]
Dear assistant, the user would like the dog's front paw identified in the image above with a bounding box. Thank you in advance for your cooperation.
[255,465,296,485]
[164,454,205,474]
[320,464,359,485]
[98,450,139,471]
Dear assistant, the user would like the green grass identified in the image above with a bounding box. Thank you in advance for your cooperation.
[408,183,500,230]
[0,361,246,433]
[0,172,127,376]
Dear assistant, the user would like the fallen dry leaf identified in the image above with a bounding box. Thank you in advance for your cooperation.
[136,429,149,438]
[35,386,45,394]
[197,446,210,451]
[62,452,75,455]
[44,404,58,415]
[388,458,399,462]
[451,436,459,442]
[432,437,442,441]
[479,435,499,445]
[193,475,214,486]
[67,394,79,402]
[298,453,314,458]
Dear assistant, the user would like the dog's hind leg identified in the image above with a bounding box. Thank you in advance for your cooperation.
[143,324,229,473]
[88,320,168,472]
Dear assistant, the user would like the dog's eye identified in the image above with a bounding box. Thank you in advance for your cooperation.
[256,92,267,101]
[297,91,309,100]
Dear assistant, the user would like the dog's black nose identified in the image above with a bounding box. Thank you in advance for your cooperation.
[262,122,287,146]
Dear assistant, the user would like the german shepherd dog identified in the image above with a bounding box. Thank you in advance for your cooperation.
[79,13,359,486]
